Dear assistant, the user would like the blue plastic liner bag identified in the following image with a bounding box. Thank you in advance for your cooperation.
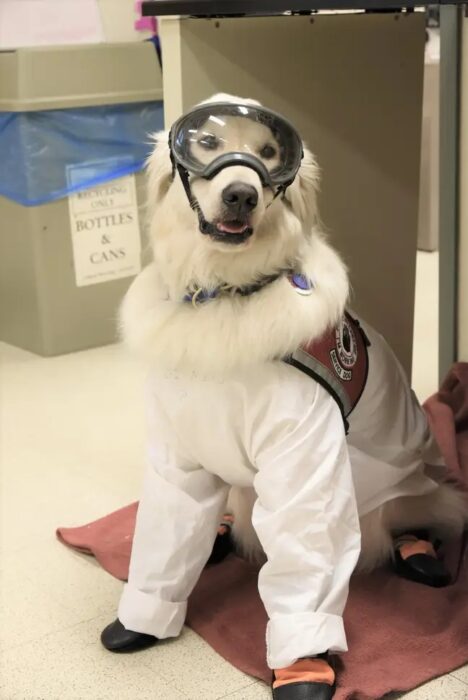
[0,101,164,206]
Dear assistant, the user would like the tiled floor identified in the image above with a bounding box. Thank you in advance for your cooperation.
[1,252,467,699]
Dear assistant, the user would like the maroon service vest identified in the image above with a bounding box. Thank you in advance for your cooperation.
[285,313,370,432]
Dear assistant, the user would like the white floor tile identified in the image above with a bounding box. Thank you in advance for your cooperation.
[138,626,254,700]
[0,344,147,556]
[1,540,123,635]
[0,614,189,700]
[0,561,84,650]
[0,456,132,555]
[452,664,468,686]
[402,674,468,699]
[221,681,270,699]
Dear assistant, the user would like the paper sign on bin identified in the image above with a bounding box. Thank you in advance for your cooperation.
[67,164,141,288]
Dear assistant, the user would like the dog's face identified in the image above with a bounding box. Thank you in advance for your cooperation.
[147,95,319,255]
[189,115,280,246]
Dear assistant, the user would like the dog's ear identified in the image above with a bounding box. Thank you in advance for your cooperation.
[284,145,320,230]
[146,130,173,211]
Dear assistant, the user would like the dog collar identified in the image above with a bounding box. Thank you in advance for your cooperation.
[183,271,313,307]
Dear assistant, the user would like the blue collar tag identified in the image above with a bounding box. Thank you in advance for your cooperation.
[289,273,314,295]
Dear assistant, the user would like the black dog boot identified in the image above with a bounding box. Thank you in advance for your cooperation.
[101,618,158,652]
[207,515,234,565]
[393,533,451,588]
[273,683,335,700]
[272,656,336,700]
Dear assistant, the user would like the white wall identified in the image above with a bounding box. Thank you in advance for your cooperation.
[0,0,153,49]
[98,0,153,43]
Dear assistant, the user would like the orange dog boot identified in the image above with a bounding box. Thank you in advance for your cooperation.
[272,655,336,699]
[393,532,451,587]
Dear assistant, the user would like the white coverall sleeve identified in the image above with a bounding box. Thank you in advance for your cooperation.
[118,405,229,639]
[252,383,361,669]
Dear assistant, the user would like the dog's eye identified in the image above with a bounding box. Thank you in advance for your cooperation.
[198,134,219,151]
[259,144,276,160]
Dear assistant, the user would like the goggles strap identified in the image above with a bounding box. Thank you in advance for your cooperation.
[266,183,289,209]
[176,163,213,235]
[168,130,177,181]
[176,163,198,211]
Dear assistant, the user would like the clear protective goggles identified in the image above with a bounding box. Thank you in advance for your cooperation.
[169,102,303,190]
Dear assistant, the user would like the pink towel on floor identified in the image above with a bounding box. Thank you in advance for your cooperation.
[57,364,468,699]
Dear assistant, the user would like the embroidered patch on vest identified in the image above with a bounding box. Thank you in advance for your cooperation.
[330,316,359,381]
[285,313,370,426]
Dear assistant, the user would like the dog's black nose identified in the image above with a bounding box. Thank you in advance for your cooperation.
[222,182,258,215]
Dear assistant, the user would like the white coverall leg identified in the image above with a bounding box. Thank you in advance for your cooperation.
[252,386,361,668]
[118,371,361,670]
[119,456,229,637]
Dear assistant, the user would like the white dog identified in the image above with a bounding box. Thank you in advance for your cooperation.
[102,94,466,700]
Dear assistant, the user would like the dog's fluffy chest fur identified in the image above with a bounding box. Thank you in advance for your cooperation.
[120,231,349,377]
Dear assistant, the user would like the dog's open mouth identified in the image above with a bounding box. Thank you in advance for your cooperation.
[216,220,250,235]
[201,218,254,245]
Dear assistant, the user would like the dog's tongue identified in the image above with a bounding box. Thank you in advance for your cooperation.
[216,221,248,235]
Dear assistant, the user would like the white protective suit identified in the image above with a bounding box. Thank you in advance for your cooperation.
[118,317,441,669]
